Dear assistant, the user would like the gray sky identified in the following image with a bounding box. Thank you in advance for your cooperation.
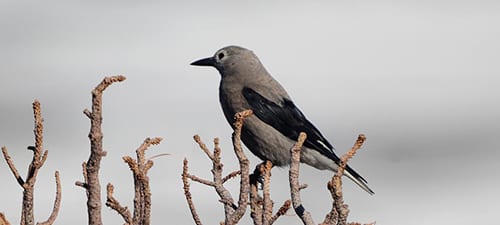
[1,1,499,224]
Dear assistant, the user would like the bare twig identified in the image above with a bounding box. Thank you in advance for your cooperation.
[37,171,62,225]
[0,212,11,225]
[249,165,263,225]
[227,110,253,225]
[210,135,238,222]
[103,137,162,225]
[190,134,241,223]
[1,100,61,225]
[183,110,253,225]
[262,161,273,225]
[269,200,291,224]
[76,75,126,225]
[222,170,242,184]
[323,134,367,225]
[1,147,24,186]
[125,137,162,225]
[182,158,203,225]
[20,100,47,225]
[187,173,215,186]
[105,183,132,225]
[289,132,315,225]
[193,135,214,160]
[75,162,89,189]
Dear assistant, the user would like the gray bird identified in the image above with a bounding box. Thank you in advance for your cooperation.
[191,45,374,194]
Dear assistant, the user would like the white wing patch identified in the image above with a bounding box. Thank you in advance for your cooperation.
[316,140,333,152]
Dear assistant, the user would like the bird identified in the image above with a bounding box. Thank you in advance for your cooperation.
[191,45,374,194]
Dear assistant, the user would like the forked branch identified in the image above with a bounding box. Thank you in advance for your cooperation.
[183,110,253,225]
[1,100,61,225]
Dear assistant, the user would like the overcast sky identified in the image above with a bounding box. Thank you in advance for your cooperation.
[1,1,499,225]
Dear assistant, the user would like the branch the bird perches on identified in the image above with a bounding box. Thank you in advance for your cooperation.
[183,109,373,225]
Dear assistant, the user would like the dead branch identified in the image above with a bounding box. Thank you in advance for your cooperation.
[1,100,61,225]
[0,213,11,225]
[105,137,162,225]
[36,171,62,225]
[323,134,366,225]
[249,160,286,225]
[227,110,253,224]
[269,200,291,224]
[222,170,241,183]
[261,161,273,225]
[125,137,162,225]
[193,135,214,160]
[190,135,238,223]
[249,165,263,225]
[1,147,24,186]
[182,158,202,225]
[75,75,126,225]
[105,183,132,225]
[183,110,253,225]
[289,132,315,225]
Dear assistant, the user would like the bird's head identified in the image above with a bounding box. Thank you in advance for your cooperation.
[191,45,261,76]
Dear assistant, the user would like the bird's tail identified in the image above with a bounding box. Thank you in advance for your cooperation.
[343,166,375,195]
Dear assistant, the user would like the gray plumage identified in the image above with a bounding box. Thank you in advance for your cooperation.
[191,45,374,195]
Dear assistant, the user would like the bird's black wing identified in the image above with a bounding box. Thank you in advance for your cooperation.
[242,87,341,164]
[242,87,369,184]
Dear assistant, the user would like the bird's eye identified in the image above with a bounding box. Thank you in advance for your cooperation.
[218,52,225,60]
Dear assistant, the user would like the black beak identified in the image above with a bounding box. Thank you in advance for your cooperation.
[190,57,215,67]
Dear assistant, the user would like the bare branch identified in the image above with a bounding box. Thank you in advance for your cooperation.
[269,200,291,224]
[262,161,273,225]
[189,134,237,221]
[75,162,88,189]
[36,171,62,225]
[193,135,214,160]
[2,146,25,186]
[222,170,241,184]
[187,173,215,186]
[227,110,253,225]
[20,100,48,225]
[1,100,61,225]
[324,134,366,225]
[184,110,252,225]
[83,108,92,118]
[182,158,202,225]
[77,75,126,225]
[121,137,161,225]
[105,183,132,225]
[289,132,315,225]
[249,165,263,225]
[0,212,11,225]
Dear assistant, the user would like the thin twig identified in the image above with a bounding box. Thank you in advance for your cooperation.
[249,164,263,225]
[1,147,24,186]
[187,173,216,186]
[227,110,253,225]
[1,100,61,225]
[323,134,367,225]
[262,161,273,225]
[182,158,202,225]
[193,135,214,160]
[126,137,161,225]
[222,170,242,184]
[105,183,132,225]
[0,212,11,225]
[269,200,291,224]
[289,132,315,225]
[37,171,62,225]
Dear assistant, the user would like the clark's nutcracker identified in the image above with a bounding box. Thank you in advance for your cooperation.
[191,45,374,194]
